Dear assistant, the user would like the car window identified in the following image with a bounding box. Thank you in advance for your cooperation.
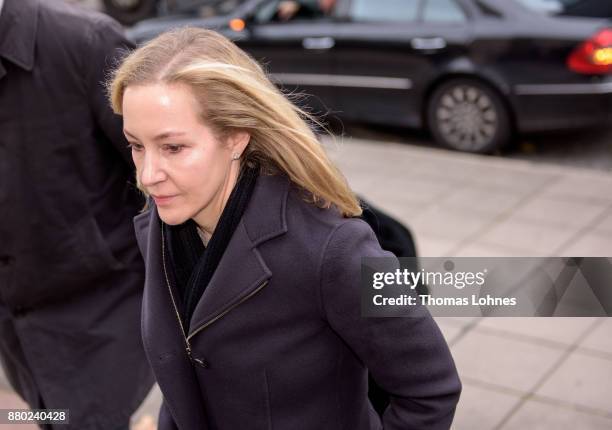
[198,0,243,18]
[423,0,467,22]
[350,0,421,23]
[253,0,282,23]
[514,0,580,15]
[473,0,503,18]
[253,0,337,23]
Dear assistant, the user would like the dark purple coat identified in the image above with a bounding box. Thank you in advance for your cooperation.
[135,174,461,430]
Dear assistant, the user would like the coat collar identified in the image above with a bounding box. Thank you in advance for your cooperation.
[134,173,291,336]
[0,0,38,79]
[238,173,290,246]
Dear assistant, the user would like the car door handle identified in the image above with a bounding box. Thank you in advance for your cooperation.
[411,37,447,50]
[303,37,335,50]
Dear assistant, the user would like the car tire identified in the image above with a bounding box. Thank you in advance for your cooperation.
[427,78,512,153]
[102,0,158,26]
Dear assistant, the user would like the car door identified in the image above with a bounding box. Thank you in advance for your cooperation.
[238,0,340,116]
[331,0,471,127]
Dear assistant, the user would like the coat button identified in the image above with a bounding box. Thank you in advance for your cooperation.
[193,357,209,369]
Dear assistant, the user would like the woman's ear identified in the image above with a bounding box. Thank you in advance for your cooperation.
[227,131,250,158]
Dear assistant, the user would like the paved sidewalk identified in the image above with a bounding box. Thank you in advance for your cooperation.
[1,137,611,429]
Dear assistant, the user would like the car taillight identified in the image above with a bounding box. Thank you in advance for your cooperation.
[567,28,612,75]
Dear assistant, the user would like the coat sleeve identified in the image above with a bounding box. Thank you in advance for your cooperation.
[85,16,136,164]
[319,219,461,430]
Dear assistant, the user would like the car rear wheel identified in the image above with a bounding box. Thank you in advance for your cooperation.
[102,0,158,26]
[427,78,512,153]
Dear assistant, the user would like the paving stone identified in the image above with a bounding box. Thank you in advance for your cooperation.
[433,318,465,344]
[591,210,612,236]
[579,318,612,356]
[410,208,496,243]
[478,219,578,255]
[557,231,612,257]
[451,330,565,392]
[501,398,612,430]
[542,174,612,204]
[440,316,481,327]
[414,235,457,257]
[477,317,597,346]
[460,165,556,193]
[436,187,527,217]
[366,178,453,208]
[454,241,533,257]
[452,382,521,430]
[342,174,387,194]
[511,197,608,229]
[536,351,612,413]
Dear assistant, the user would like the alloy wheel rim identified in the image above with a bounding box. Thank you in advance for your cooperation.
[435,85,498,151]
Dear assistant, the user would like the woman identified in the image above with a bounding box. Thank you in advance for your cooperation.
[109,28,461,430]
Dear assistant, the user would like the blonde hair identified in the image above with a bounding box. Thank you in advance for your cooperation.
[108,27,361,217]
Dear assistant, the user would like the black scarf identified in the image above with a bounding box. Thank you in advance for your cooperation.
[165,166,258,328]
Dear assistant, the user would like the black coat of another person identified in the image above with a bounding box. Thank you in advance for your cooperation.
[0,0,153,428]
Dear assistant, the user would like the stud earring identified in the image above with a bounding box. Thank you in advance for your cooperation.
[232,152,240,160]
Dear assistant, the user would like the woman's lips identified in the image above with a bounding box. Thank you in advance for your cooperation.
[152,195,176,206]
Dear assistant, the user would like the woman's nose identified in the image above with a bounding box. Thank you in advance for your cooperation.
[139,153,166,187]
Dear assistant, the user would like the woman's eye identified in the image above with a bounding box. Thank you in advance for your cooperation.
[128,142,144,152]
[164,144,184,154]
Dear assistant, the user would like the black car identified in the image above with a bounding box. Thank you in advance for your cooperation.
[102,0,240,25]
[128,0,612,153]
[111,0,612,23]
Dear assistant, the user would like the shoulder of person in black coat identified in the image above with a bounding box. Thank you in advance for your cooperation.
[35,0,136,164]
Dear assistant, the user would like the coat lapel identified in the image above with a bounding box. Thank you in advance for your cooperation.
[0,0,39,81]
[187,174,291,337]
[186,221,271,336]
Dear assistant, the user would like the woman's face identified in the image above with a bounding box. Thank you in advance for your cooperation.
[122,83,249,230]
